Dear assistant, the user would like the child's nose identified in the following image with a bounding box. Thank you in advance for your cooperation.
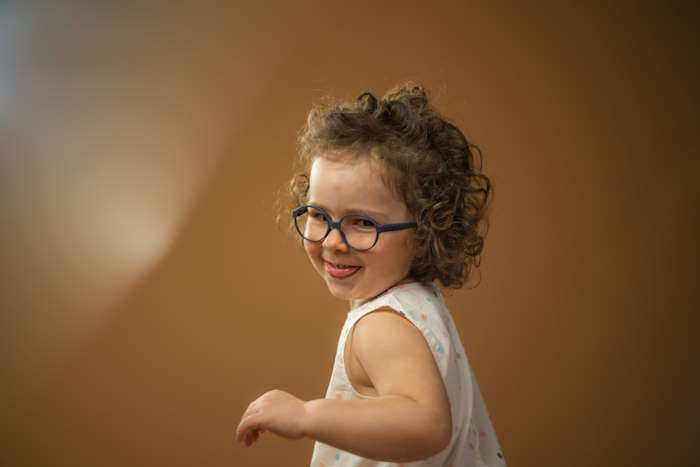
[322,227,349,252]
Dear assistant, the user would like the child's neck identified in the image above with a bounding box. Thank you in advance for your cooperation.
[348,276,417,310]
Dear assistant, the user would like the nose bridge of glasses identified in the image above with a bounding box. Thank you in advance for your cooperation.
[323,221,349,248]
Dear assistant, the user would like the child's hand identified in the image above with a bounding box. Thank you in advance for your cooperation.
[235,389,307,447]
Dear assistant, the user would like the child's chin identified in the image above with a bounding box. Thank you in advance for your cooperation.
[325,280,359,302]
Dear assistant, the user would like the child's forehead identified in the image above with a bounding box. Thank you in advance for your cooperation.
[309,156,386,189]
[307,156,407,219]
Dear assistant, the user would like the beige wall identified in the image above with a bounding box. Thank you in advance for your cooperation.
[1,2,698,466]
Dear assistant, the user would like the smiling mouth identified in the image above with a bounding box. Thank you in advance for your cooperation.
[324,261,362,278]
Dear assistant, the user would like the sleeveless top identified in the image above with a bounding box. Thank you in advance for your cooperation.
[309,281,507,467]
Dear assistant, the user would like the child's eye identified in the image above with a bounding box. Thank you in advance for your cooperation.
[308,209,328,222]
[349,217,375,229]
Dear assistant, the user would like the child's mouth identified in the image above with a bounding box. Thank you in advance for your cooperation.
[324,261,362,278]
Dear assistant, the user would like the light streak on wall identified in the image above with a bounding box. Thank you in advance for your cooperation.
[0,1,301,391]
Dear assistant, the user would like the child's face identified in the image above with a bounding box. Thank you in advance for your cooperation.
[303,156,415,307]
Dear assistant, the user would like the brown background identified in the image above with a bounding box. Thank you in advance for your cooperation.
[1,1,698,466]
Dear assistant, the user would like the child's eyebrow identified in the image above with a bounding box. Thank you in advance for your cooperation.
[307,202,388,221]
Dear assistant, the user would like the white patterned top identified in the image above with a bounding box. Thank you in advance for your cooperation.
[310,281,507,467]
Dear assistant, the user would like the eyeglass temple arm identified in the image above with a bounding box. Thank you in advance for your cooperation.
[291,206,308,217]
[376,222,418,233]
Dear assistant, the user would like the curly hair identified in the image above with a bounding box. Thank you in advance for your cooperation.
[283,82,493,289]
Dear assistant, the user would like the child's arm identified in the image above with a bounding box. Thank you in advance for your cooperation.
[303,308,452,462]
[303,394,449,462]
[235,308,452,462]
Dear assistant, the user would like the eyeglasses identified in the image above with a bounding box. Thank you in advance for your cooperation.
[291,204,417,251]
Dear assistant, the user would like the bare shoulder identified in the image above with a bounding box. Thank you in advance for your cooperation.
[353,306,421,346]
[351,307,451,420]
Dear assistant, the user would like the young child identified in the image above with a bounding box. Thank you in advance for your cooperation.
[235,83,507,466]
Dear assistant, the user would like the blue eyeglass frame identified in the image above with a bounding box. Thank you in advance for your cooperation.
[291,204,417,251]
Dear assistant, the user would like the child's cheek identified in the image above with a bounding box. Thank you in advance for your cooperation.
[303,241,322,269]
[302,240,313,261]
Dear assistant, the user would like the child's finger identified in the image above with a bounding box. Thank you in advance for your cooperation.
[236,422,250,442]
[236,413,256,441]
[245,429,258,446]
